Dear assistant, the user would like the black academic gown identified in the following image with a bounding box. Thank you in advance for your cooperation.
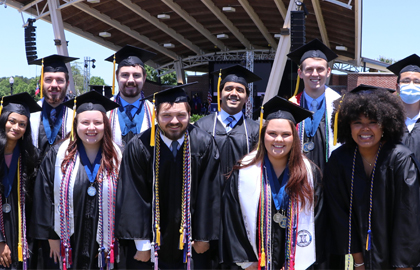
[194,113,259,178]
[324,142,420,269]
[30,142,104,270]
[220,163,324,269]
[37,115,66,160]
[116,125,220,268]
[402,120,420,161]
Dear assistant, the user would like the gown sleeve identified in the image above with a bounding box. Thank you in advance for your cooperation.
[115,136,153,240]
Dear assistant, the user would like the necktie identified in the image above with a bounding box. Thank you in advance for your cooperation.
[50,108,57,123]
[226,116,235,132]
[125,105,135,121]
[171,140,179,157]
[310,100,318,112]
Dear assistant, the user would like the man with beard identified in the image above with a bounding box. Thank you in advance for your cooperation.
[116,85,221,269]
[30,54,78,158]
[105,45,156,148]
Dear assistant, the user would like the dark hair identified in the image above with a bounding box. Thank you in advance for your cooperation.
[233,119,313,209]
[0,112,38,200]
[156,102,191,115]
[332,90,405,145]
[61,111,120,177]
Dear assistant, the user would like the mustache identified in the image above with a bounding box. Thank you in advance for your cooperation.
[227,96,240,101]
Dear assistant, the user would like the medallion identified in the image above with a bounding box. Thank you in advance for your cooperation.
[273,212,287,229]
[87,186,97,197]
[303,141,315,152]
[3,203,11,213]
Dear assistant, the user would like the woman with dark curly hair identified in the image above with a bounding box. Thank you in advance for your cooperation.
[30,91,122,270]
[0,93,41,269]
[324,85,420,270]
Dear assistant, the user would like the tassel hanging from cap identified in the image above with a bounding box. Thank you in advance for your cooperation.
[217,69,222,112]
[112,54,116,96]
[257,106,264,151]
[292,74,300,97]
[0,97,4,116]
[40,58,44,99]
[70,98,77,141]
[150,93,156,146]
[333,95,344,146]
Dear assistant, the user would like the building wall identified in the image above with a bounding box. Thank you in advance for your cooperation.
[347,73,397,92]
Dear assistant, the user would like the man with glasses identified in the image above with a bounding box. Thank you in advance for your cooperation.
[388,54,420,160]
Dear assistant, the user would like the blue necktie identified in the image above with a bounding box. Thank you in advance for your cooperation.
[125,105,135,121]
[50,108,57,123]
[226,116,235,132]
[171,140,179,157]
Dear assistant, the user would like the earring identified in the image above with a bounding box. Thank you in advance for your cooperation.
[382,133,384,138]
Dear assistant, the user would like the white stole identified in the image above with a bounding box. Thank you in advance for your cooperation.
[325,87,341,156]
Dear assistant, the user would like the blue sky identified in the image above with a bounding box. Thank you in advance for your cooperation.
[0,0,416,85]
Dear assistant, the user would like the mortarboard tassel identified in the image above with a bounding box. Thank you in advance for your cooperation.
[333,95,344,146]
[292,74,300,97]
[150,94,156,146]
[40,58,44,99]
[70,98,77,141]
[112,54,116,96]
[0,97,4,116]
[217,69,222,112]
[257,106,264,151]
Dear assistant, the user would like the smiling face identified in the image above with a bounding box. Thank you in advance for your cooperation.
[116,65,146,99]
[42,72,69,107]
[76,110,105,147]
[264,119,294,162]
[298,58,331,97]
[157,102,190,140]
[220,81,248,115]
[350,114,383,150]
[5,113,28,142]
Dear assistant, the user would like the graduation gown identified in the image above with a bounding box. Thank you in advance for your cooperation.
[324,143,420,269]
[30,141,121,269]
[116,125,221,265]
[194,113,259,177]
[220,153,320,270]
[402,119,420,161]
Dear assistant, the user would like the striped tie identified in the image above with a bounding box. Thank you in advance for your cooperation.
[226,116,235,132]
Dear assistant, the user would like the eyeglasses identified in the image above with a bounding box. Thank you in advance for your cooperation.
[399,79,420,85]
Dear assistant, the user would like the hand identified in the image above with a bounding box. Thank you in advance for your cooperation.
[48,239,61,264]
[192,241,210,254]
[0,242,11,268]
[134,250,151,262]
[245,262,258,270]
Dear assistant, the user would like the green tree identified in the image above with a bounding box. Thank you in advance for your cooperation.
[378,56,395,64]
[145,65,177,85]
[72,63,85,95]
[90,76,106,86]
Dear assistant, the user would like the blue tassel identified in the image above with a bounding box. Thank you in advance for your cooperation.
[366,229,372,251]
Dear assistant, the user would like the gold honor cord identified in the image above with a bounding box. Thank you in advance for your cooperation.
[112,54,116,96]
[150,93,157,146]
[40,58,44,99]
[17,158,23,262]
[217,69,222,112]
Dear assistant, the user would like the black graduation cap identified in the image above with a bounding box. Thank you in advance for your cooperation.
[63,91,119,114]
[287,39,338,65]
[89,85,113,99]
[212,64,262,87]
[142,82,198,106]
[349,84,396,94]
[104,45,156,67]
[0,92,42,118]
[387,54,420,75]
[262,96,313,124]
[31,54,79,73]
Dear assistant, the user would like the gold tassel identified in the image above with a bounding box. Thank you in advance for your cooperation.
[112,54,116,96]
[18,243,23,262]
[257,106,264,151]
[70,98,77,141]
[0,97,4,116]
[40,58,44,99]
[179,228,184,250]
[260,248,266,267]
[292,74,300,97]
[156,225,161,246]
[333,95,344,146]
[217,69,222,112]
[150,93,156,146]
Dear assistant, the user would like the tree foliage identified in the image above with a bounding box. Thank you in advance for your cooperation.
[145,65,177,85]
[90,76,106,86]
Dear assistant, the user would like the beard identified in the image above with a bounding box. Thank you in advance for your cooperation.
[120,82,142,98]
[43,87,67,106]
[161,123,187,140]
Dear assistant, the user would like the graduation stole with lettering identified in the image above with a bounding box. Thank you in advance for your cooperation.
[152,128,192,270]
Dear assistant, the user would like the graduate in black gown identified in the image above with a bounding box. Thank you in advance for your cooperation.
[30,91,121,270]
[221,96,325,270]
[30,55,78,159]
[388,54,420,160]
[0,93,41,270]
[116,85,220,270]
[195,65,260,178]
[324,85,420,269]
[105,45,156,148]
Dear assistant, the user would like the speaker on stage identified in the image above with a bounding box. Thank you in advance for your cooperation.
[24,18,37,64]
[290,11,306,52]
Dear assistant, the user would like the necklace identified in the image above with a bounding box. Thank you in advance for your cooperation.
[361,156,373,167]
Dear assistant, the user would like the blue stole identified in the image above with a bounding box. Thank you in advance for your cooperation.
[42,101,65,145]
[117,96,145,136]
[2,144,20,199]
[304,96,325,138]
[78,142,102,184]
[264,154,289,211]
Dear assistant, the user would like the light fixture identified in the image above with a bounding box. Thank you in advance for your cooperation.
[99,32,111,37]
[217,34,229,39]
[157,14,170,19]
[335,45,348,51]
[222,6,236,12]
[87,0,100,3]
[163,43,175,48]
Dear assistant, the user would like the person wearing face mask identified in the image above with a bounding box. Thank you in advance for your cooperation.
[104,45,156,148]
[388,54,420,160]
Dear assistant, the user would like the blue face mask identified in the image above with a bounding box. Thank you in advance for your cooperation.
[399,83,420,104]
